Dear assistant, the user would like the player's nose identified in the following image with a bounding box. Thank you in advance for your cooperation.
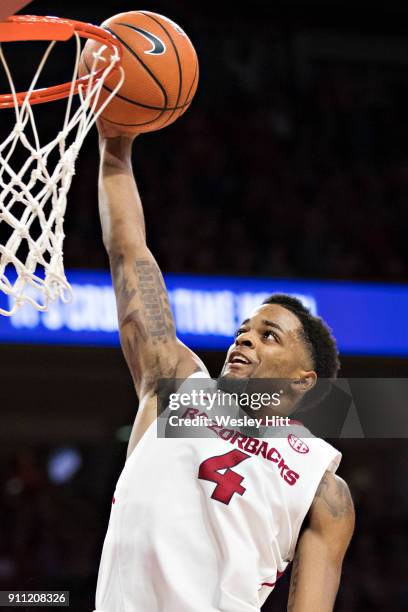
[235,331,255,349]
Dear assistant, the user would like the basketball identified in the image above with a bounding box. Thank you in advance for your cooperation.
[79,11,199,134]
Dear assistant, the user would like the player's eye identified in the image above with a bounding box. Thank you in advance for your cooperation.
[263,330,278,341]
[235,328,247,338]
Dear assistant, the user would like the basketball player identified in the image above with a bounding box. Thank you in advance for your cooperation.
[94,124,355,612]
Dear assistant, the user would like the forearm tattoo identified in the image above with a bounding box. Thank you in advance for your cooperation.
[134,259,175,344]
[110,253,136,323]
[110,253,175,345]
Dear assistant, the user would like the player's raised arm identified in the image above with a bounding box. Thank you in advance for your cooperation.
[98,126,207,401]
[287,472,355,612]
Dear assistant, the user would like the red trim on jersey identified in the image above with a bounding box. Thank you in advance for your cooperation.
[261,570,284,588]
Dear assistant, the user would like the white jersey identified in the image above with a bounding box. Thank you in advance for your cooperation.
[95,374,341,612]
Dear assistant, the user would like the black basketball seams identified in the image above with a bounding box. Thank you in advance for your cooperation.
[103,25,167,125]
[101,82,194,111]
[89,17,196,128]
[82,55,162,126]
[83,57,193,111]
[105,24,167,105]
[138,11,183,129]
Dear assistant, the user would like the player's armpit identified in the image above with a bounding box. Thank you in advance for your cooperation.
[287,472,355,612]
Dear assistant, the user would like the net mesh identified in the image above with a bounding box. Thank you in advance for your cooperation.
[0,30,123,315]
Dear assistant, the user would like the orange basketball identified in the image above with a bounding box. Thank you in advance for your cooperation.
[79,11,199,134]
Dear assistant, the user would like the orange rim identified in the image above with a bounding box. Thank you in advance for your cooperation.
[0,15,122,108]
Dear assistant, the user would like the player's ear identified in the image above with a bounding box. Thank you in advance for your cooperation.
[290,371,317,398]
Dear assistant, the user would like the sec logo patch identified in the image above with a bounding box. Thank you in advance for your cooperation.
[288,434,309,454]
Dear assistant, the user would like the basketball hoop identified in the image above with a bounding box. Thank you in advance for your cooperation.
[0,15,124,315]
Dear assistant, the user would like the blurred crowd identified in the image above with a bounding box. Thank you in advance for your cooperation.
[63,33,408,282]
[0,445,115,610]
[1,17,407,283]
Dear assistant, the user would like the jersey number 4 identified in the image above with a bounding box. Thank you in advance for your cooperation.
[198,449,250,505]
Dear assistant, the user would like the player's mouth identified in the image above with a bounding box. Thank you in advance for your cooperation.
[227,350,253,369]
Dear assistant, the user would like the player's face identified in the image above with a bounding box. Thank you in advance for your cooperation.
[221,304,313,380]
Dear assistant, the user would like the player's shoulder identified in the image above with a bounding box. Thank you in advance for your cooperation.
[296,471,355,565]
[287,423,342,467]
[311,471,355,524]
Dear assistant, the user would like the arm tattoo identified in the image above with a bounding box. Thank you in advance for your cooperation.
[135,260,175,344]
[110,253,137,323]
[110,254,175,345]
[315,473,353,518]
[287,547,300,612]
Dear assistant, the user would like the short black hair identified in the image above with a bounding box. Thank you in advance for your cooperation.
[262,293,340,408]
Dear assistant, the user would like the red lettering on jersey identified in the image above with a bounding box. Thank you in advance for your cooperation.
[198,450,250,504]
[202,421,299,487]
[288,434,309,454]
[277,458,300,485]
[267,447,281,463]
[182,407,200,419]
[283,470,299,486]
[277,457,290,476]
[244,437,259,453]
[256,441,269,459]
[229,431,246,445]
[235,434,249,449]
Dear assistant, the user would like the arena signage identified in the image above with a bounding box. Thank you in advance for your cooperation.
[0,271,407,356]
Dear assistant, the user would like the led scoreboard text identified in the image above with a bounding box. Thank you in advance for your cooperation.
[0,271,407,356]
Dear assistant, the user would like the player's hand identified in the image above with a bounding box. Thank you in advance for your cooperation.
[96,117,140,140]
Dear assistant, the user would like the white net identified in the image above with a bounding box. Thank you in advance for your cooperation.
[0,30,123,316]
